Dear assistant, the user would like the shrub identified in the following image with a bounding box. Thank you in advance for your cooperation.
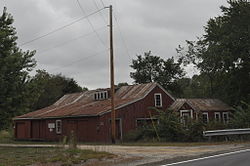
[123,125,157,142]
[183,119,205,142]
[229,102,250,128]
[156,109,184,142]
[0,128,14,143]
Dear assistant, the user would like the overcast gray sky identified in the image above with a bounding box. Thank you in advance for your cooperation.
[0,0,228,89]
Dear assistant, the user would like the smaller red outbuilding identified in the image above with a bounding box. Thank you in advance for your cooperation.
[169,98,234,126]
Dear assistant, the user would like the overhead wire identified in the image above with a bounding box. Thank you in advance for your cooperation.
[113,14,132,59]
[92,0,107,23]
[99,0,106,7]
[49,48,109,73]
[76,0,107,47]
[38,25,107,54]
[20,7,105,46]
[99,0,132,59]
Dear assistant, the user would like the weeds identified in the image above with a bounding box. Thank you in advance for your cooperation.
[0,147,114,166]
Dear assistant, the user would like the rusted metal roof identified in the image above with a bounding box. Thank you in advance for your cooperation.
[169,98,234,112]
[14,83,161,119]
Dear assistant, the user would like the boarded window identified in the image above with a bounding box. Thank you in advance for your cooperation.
[154,93,162,107]
[56,120,62,134]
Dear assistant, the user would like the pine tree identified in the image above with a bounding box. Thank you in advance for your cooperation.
[0,7,36,129]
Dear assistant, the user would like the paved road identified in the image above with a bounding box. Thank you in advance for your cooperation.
[159,149,250,166]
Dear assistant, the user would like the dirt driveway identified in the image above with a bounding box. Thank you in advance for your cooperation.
[78,143,250,166]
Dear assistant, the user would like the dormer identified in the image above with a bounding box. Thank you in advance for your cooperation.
[94,91,108,100]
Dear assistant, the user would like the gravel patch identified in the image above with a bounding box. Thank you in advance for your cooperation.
[78,143,250,166]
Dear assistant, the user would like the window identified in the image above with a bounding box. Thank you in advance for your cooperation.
[202,112,209,124]
[223,112,229,124]
[181,113,190,127]
[56,120,62,134]
[214,112,221,122]
[154,93,162,107]
[180,110,193,127]
[94,91,108,100]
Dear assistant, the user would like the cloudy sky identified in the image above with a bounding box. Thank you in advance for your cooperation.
[0,0,228,89]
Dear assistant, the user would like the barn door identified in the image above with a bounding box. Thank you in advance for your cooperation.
[116,119,122,140]
[31,120,40,139]
[77,120,89,142]
[67,120,78,139]
[16,122,28,139]
[109,119,122,141]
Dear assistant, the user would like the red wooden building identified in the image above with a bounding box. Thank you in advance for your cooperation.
[13,83,175,142]
[169,99,234,126]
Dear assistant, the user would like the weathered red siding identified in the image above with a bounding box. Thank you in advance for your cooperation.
[14,86,174,142]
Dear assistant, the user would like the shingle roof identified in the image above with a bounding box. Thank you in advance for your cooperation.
[169,98,234,112]
[14,82,167,119]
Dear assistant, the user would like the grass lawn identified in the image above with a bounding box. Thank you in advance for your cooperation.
[0,147,114,166]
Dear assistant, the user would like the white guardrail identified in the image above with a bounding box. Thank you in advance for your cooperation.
[203,128,250,137]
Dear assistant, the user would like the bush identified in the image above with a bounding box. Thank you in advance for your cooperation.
[229,102,250,128]
[0,129,13,143]
[123,125,157,142]
[205,121,227,130]
[156,109,184,142]
[183,119,205,142]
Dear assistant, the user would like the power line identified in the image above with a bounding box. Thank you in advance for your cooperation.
[76,0,107,47]
[38,26,107,54]
[99,0,132,59]
[49,48,109,73]
[20,7,105,46]
[93,0,107,23]
[113,14,132,59]
[99,0,106,7]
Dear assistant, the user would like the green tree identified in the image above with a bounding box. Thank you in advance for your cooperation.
[177,0,250,105]
[0,7,36,129]
[116,82,129,88]
[176,74,214,98]
[31,70,84,110]
[130,51,184,96]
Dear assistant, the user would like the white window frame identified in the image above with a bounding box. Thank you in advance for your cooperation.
[222,112,229,124]
[214,112,221,122]
[154,93,162,107]
[94,91,108,100]
[202,112,209,124]
[180,110,193,119]
[56,120,62,134]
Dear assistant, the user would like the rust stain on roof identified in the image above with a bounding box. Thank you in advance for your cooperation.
[169,98,234,112]
[15,83,157,119]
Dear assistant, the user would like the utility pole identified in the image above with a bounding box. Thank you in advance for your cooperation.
[109,5,116,144]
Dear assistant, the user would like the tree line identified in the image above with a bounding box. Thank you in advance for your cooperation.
[0,8,84,129]
[1,0,249,130]
[130,0,249,106]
